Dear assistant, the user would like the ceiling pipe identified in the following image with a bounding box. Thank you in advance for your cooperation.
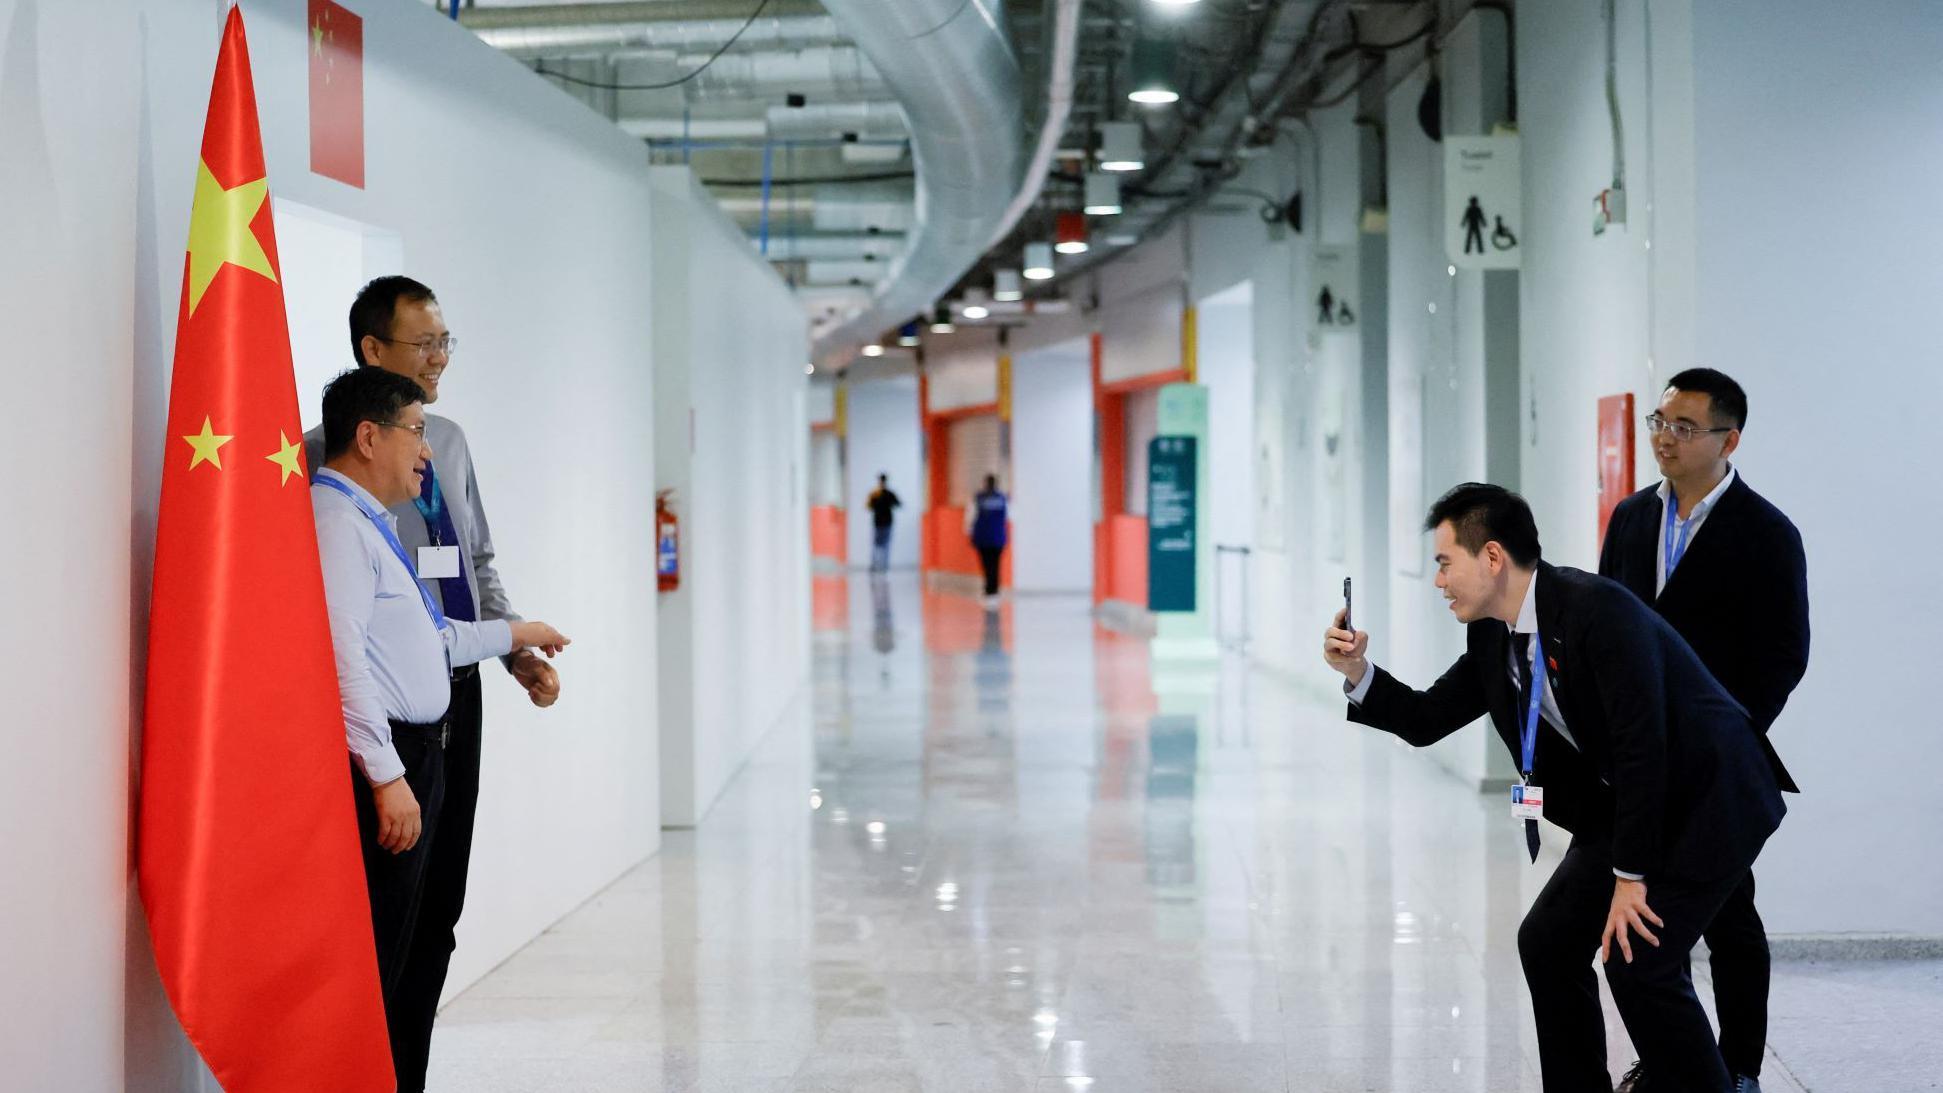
[619,101,908,142]
[470,15,845,59]
[760,233,908,261]
[676,45,885,101]
[810,0,1023,364]
[460,1,825,31]
[983,0,1081,248]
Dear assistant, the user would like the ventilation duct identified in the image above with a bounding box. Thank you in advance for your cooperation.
[810,0,1023,364]
[679,45,884,101]
[469,14,844,60]
[760,233,908,262]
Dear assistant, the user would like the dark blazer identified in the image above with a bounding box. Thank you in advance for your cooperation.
[1598,473,1807,792]
[1348,563,1786,882]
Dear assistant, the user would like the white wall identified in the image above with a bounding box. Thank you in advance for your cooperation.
[652,167,810,829]
[1684,0,1942,936]
[845,376,922,570]
[1010,338,1092,592]
[1197,281,1256,553]
[0,0,803,1085]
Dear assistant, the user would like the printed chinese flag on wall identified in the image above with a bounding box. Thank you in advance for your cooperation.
[308,0,364,187]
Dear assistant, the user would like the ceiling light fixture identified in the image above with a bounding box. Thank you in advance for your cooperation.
[931,305,956,334]
[962,303,990,320]
[1097,122,1144,172]
[1129,38,1181,105]
[898,321,921,347]
[1084,172,1123,215]
[861,343,885,357]
[1055,212,1089,255]
[993,268,1024,302]
[1023,242,1055,281]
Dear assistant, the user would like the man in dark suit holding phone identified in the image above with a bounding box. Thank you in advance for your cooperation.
[1600,369,1810,1093]
[1323,484,1787,1093]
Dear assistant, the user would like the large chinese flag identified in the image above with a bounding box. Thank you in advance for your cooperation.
[308,0,365,187]
[138,8,392,1090]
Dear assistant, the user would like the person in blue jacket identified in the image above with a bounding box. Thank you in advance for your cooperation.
[965,474,1009,608]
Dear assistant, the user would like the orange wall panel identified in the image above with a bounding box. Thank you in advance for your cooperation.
[810,505,846,562]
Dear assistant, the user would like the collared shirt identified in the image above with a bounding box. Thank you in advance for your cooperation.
[1654,466,1737,595]
[305,414,521,623]
[312,468,512,784]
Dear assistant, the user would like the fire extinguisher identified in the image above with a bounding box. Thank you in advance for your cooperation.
[656,489,680,592]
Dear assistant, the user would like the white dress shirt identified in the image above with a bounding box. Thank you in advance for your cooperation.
[1654,466,1736,595]
[312,468,512,784]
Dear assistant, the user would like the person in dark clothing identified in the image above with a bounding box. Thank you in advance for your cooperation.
[867,473,901,572]
[1601,369,1809,1093]
[965,474,1009,608]
[1324,483,1787,1093]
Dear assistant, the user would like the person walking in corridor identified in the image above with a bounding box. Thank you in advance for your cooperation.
[965,473,1008,609]
[867,473,901,573]
[1601,369,1809,1093]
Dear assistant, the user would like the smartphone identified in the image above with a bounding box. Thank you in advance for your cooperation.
[1342,577,1353,631]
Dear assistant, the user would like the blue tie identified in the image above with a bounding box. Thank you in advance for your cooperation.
[415,460,476,622]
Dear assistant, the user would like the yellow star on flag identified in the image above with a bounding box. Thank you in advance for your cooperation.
[184,159,277,316]
[267,431,305,485]
[312,21,324,57]
[182,416,234,471]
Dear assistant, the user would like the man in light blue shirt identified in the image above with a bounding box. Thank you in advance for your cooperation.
[311,367,567,1083]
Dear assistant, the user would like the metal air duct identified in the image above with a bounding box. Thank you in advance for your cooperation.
[810,0,1023,364]
[470,15,845,60]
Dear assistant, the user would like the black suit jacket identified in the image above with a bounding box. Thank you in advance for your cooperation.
[1348,563,1786,882]
[1598,474,1808,792]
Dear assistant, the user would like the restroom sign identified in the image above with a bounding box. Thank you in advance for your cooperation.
[1311,245,1359,334]
[1445,136,1521,270]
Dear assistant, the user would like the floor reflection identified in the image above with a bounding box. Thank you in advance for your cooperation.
[433,572,1594,1091]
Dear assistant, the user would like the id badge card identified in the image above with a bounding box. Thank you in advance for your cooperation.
[417,545,461,580]
[1510,783,1544,821]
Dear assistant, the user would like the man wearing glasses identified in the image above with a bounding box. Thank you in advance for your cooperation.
[310,367,569,1087]
[305,276,564,1092]
[1600,368,1810,1093]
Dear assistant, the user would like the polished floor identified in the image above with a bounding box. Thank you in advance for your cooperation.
[428,574,1849,1092]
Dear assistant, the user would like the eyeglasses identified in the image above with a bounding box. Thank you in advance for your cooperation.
[373,334,457,357]
[370,420,428,437]
[1645,413,1733,443]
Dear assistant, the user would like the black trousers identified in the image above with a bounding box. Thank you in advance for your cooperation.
[385,669,483,1093]
[976,545,1004,596]
[1700,869,1769,1078]
[352,724,446,1072]
[1518,836,1744,1093]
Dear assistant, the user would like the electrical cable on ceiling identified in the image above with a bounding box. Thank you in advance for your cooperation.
[533,0,772,91]
[702,169,916,187]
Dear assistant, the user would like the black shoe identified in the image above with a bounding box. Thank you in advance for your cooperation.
[1613,1060,1647,1093]
[1731,1077,1763,1093]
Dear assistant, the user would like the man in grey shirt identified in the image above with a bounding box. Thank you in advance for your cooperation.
[310,367,568,1086]
[304,276,563,1092]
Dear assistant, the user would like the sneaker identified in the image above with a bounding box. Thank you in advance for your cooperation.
[1613,1061,1647,1093]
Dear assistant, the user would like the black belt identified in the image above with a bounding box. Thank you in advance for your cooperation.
[389,715,451,749]
[450,663,479,682]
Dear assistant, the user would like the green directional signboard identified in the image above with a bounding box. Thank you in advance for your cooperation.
[1147,435,1198,613]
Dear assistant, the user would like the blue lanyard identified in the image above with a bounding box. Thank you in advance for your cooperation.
[1520,628,1547,782]
[412,462,445,546]
[315,474,448,632]
[1663,491,1696,578]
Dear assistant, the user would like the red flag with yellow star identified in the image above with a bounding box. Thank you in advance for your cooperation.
[138,8,392,1090]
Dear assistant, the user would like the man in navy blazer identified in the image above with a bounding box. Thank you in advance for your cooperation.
[1324,484,1787,1093]
[1600,369,1810,1093]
